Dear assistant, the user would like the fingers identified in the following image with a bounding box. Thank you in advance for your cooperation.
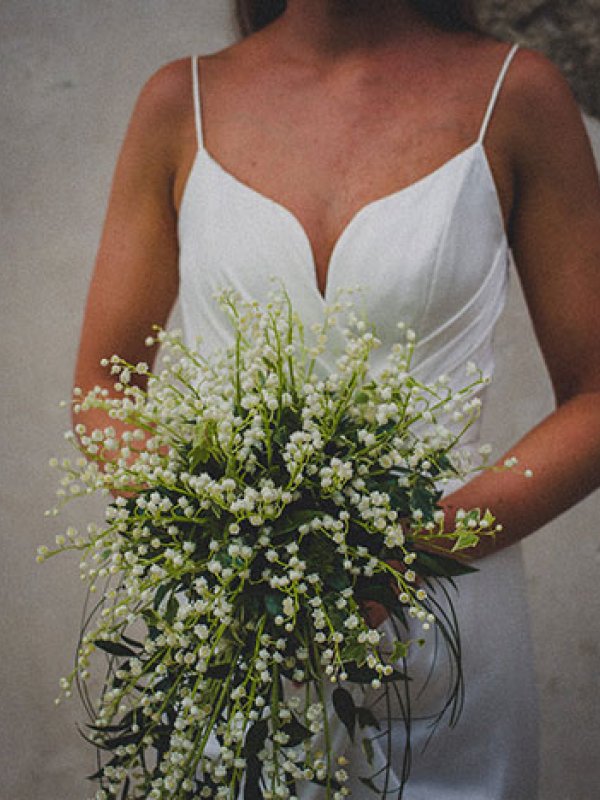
[360,599,389,629]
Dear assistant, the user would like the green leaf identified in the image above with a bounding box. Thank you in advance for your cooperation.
[451,532,481,552]
[281,716,313,747]
[86,755,120,781]
[273,509,321,536]
[328,569,351,592]
[77,723,114,751]
[86,722,127,733]
[244,755,264,800]
[118,707,143,729]
[391,640,410,661]
[103,730,144,750]
[354,583,397,610]
[86,707,142,734]
[341,642,366,665]
[153,582,171,610]
[375,419,398,438]
[410,483,438,521]
[414,549,478,577]
[190,419,218,470]
[359,776,380,794]
[344,662,410,685]
[120,776,130,799]
[356,707,380,730]
[435,453,454,474]
[110,659,131,687]
[94,640,138,658]
[164,593,178,624]
[120,633,143,650]
[361,736,376,766]
[204,663,231,680]
[264,593,283,617]
[154,675,174,693]
[332,686,356,742]
[244,719,268,759]
[343,663,379,684]
[309,776,343,792]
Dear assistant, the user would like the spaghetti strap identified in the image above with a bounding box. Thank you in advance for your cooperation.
[478,43,519,144]
[191,54,204,150]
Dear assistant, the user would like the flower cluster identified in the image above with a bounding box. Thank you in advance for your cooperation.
[40,285,500,800]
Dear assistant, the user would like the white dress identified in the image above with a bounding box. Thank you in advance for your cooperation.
[177,42,539,799]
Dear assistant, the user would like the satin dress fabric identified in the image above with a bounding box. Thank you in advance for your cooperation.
[177,42,539,799]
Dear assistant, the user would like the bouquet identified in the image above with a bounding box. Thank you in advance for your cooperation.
[40,285,503,800]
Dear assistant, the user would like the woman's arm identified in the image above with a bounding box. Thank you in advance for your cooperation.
[72,59,193,455]
[440,50,600,560]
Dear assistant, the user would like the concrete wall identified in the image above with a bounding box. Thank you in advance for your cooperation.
[1,3,598,799]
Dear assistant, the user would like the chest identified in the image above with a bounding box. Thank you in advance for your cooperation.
[178,84,513,297]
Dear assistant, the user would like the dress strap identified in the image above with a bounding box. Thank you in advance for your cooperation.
[191,54,204,150]
[478,43,519,144]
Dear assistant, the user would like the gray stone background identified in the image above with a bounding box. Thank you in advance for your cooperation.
[1,2,598,799]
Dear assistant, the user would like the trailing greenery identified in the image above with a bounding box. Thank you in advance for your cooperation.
[40,285,501,799]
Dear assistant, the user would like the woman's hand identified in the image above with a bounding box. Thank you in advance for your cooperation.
[359,558,408,630]
[361,598,392,630]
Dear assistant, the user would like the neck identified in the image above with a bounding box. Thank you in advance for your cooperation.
[269,0,438,61]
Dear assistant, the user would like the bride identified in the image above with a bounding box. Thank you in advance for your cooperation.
[73,1,600,797]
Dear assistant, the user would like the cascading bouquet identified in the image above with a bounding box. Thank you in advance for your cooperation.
[39,284,503,800]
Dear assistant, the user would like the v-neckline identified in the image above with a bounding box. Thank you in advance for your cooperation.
[183,140,492,303]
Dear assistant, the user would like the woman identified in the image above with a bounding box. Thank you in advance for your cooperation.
[73,0,600,796]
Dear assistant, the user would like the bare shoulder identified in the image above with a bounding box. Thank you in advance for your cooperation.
[466,37,580,129]
[505,45,579,116]
[131,45,245,139]
[495,45,594,179]
[127,58,195,154]
[511,47,584,130]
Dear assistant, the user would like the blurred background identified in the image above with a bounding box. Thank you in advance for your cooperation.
[1,2,599,798]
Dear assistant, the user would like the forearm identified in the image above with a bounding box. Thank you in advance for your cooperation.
[439,391,600,560]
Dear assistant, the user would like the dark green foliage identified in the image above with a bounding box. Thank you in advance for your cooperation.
[333,686,357,741]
